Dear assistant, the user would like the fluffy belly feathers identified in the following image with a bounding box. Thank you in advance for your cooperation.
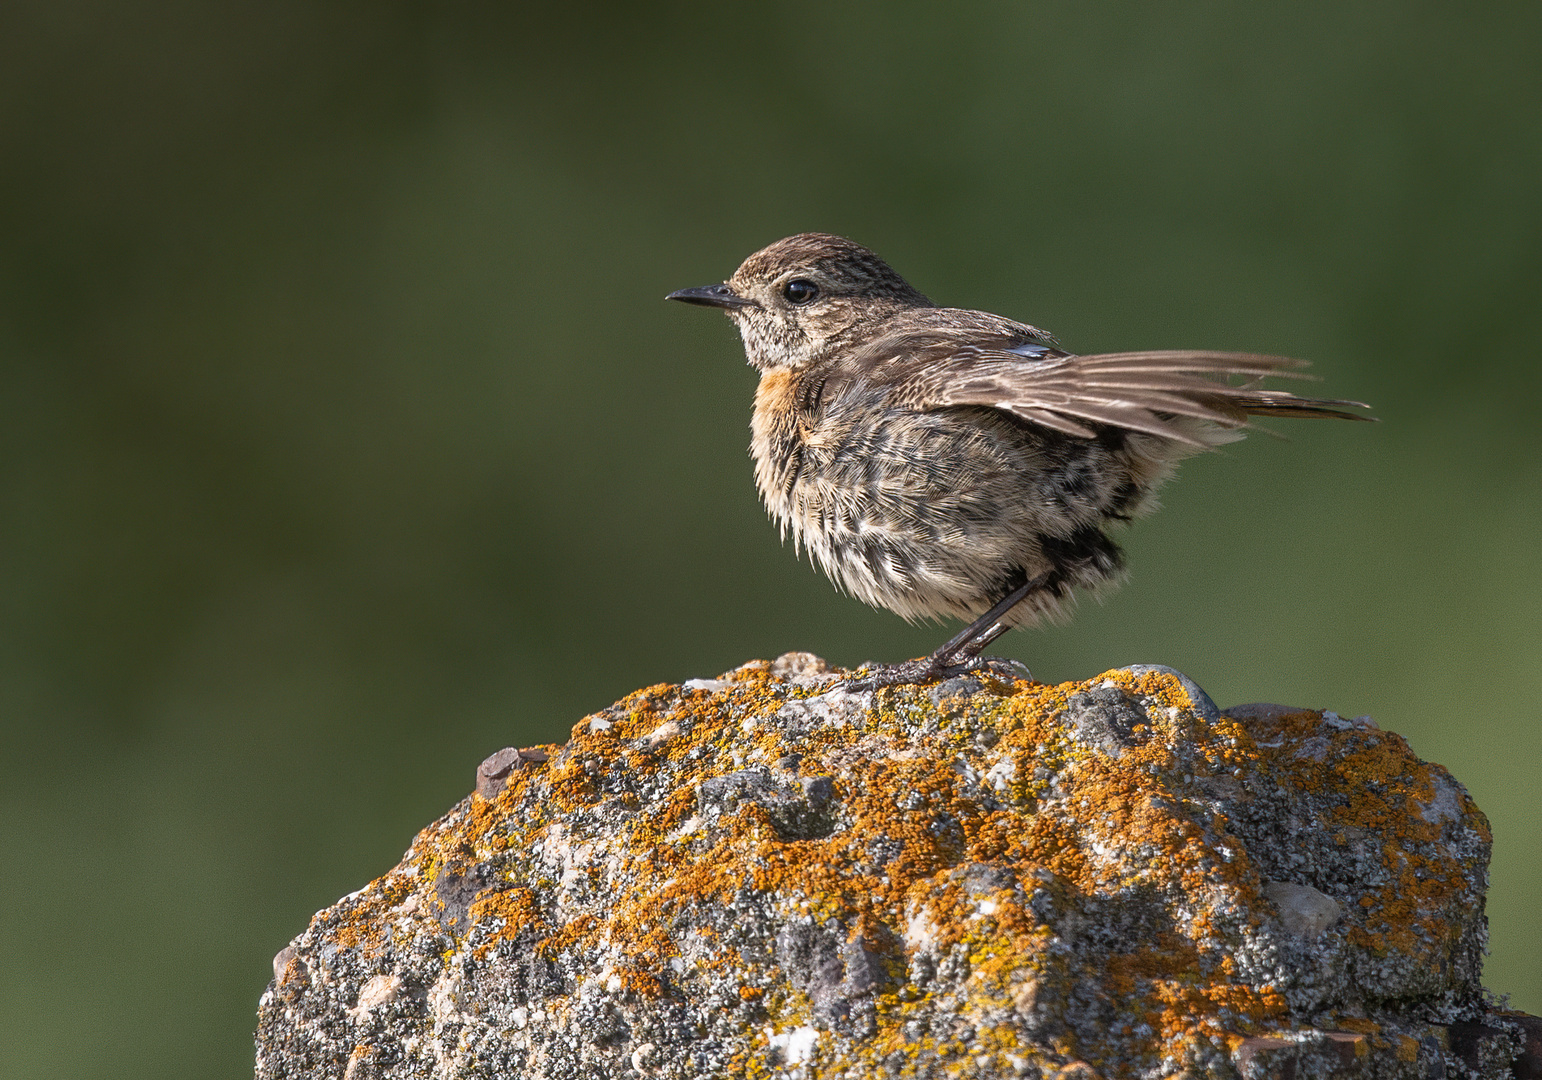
[751,376,1132,626]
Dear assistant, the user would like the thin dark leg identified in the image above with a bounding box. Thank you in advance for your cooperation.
[956,618,1012,659]
[927,573,1044,665]
[847,572,1049,690]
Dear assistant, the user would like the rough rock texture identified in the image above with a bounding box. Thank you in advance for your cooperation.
[255,655,1535,1079]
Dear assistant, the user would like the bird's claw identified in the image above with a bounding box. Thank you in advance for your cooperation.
[845,657,943,692]
[846,654,1031,692]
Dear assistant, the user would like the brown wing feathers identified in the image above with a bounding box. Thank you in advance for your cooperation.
[903,347,1373,444]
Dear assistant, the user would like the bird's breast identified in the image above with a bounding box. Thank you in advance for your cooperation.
[749,368,808,522]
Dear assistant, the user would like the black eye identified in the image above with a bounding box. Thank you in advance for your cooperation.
[783,279,820,305]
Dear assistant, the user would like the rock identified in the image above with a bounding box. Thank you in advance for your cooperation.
[254,656,1529,1079]
[1261,880,1344,940]
[473,747,522,799]
[474,746,554,799]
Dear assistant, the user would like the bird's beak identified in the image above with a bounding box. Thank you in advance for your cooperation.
[665,284,759,309]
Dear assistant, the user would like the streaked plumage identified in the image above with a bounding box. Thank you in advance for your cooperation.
[669,233,1372,681]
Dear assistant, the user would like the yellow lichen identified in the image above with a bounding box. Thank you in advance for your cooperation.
[303,663,1487,1077]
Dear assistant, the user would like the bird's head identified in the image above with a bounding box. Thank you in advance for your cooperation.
[667,233,931,371]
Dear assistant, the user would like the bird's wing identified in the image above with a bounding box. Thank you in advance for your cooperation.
[878,342,1374,445]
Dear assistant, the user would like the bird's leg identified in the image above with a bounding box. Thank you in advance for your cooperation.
[954,618,1012,660]
[847,573,1047,690]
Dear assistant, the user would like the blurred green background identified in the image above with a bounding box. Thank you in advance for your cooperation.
[1,1,1538,1075]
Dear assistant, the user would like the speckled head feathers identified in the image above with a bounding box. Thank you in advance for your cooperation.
[713,234,933,371]
[730,233,930,305]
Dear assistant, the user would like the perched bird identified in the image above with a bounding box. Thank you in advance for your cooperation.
[668,233,1372,687]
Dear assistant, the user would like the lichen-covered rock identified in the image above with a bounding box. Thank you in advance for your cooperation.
[254,654,1529,1079]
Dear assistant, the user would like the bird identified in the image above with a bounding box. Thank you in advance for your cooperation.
[667,233,1373,688]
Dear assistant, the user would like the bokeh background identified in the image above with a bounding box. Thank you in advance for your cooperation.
[2,1,1538,1075]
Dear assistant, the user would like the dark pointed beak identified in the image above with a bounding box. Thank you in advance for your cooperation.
[665,283,759,309]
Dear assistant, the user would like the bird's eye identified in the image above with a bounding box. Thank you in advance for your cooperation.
[783,279,820,305]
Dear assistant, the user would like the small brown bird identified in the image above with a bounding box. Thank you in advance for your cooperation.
[668,233,1372,687]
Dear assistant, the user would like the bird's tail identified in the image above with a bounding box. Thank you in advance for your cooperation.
[1230,390,1376,422]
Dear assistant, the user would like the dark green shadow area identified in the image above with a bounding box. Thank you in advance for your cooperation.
[1,2,1538,1075]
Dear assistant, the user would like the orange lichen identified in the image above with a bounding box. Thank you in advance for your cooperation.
[293,660,1490,1078]
[466,886,541,936]
[322,873,414,957]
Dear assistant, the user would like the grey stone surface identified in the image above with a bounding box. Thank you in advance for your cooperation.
[1262,880,1345,941]
[255,657,1528,1079]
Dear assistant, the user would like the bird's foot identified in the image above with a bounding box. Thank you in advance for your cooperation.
[846,654,1031,692]
[845,657,944,691]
